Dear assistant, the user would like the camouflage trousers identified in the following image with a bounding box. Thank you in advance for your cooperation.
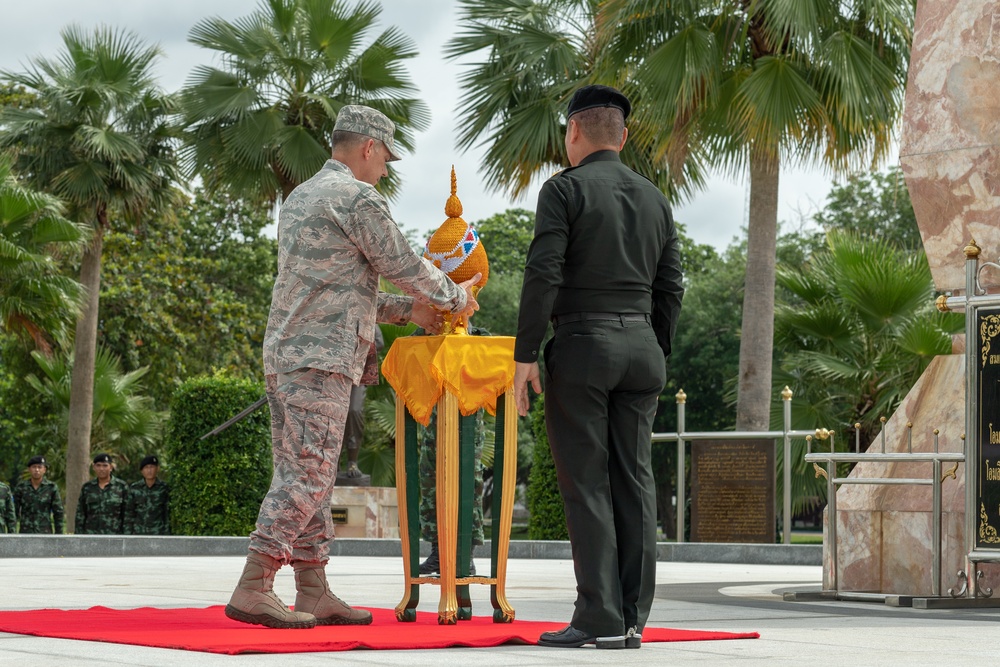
[418,409,485,546]
[250,368,350,564]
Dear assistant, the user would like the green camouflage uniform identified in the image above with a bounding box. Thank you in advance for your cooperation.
[75,477,129,534]
[0,482,15,533]
[418,409,485,545]
[125,479,170,535]
[13,479,64,534]
[251,153,468,565]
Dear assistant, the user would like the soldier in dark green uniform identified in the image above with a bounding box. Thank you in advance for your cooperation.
[13,455,64,533]
[125,454,170,535]
[75,452,129,534]
[0,480,15,533]
[513,85,684,650]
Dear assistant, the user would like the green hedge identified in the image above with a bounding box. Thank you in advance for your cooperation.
[526,396,568,540]
[165,374,271,536]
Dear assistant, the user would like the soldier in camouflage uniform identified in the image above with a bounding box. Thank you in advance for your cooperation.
[417,409,485,574]
[416,324,489,576]
[75,453,129,534]
[125,454,170,535]
[13,455,64,534]
[0,480,15,533]
[226,105,481,630]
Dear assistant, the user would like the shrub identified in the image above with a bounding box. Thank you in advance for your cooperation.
[526,396,568,540]
[165,374,271,535]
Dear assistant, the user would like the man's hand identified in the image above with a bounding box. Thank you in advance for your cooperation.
[514,361,542,417]
[410,300,444,334]
[454,272,482,320]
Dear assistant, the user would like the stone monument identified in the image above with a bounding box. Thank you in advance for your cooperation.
[828,0,1000,595]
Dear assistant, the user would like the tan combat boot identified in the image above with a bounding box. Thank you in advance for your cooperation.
[292,561,373,625]
[225,551,317,629]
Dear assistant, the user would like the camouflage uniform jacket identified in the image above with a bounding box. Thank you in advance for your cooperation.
[13,478,64,534]
[0,482,15,533]
[75,477,129,534]
[263,159,467,384]
[125,479,170,535]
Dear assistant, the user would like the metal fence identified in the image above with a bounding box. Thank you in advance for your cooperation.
[652,388,819,545]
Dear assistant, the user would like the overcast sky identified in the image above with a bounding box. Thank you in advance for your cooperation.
[0,0,884,250]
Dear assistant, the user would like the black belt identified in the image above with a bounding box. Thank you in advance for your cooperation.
[552,312,650,327]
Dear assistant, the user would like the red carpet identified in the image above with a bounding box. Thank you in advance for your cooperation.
[0,605,758,654]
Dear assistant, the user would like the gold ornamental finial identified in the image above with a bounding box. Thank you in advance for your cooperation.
[965,238,982,259]
[936,294,950,313]
[445,165,463,219]
[781,386,793,400]
[422,166,490,334]
[423,166,488,287]
[675,389,687,404]
[814,428,831,441]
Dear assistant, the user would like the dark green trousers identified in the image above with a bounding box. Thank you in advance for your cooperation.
[543,317,664,637]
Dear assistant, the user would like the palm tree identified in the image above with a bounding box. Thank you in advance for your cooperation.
[0,26,181,529]
[180,0,430,203]
[445,0,705,199]
[449,0,912,431]
[26,346,166,487]
[0,154,88,352]
[773,231,962,510]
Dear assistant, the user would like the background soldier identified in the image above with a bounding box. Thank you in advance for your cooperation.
[416,323,489,576]
[126,454,170,535]
[13,455,64,534]
[417,409,485,575]
[75,453,129,534]
[0,479,15,533]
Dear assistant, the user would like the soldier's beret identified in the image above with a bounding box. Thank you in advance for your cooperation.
[567,84,631,121]
[140,455,160,468]
[93,453,112,464]
[28,455,46,467]
[334,105,401,162]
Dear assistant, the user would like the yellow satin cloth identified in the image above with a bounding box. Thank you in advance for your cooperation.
[381,335,515,426]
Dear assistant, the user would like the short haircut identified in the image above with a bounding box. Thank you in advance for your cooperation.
[572,106,625,147]
[331,130,372,152]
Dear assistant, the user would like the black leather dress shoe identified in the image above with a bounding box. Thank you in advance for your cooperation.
[538,625,625,649]
[625,625,642,648]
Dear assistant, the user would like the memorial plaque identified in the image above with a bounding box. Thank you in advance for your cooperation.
[330,507,349,525]
[690,440,775,543]
[976,307,1000,548]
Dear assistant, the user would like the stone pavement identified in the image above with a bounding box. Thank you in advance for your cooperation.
[1,551,1000,666]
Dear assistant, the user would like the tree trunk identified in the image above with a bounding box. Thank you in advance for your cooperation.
[64,230,103,533]
[735,151,779,432]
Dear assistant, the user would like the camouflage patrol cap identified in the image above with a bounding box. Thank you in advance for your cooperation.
[334,105,401,162]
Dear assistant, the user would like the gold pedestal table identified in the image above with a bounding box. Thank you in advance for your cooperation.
[381,334,517,624]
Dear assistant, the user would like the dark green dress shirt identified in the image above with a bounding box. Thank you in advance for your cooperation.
[514,150,684,362]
